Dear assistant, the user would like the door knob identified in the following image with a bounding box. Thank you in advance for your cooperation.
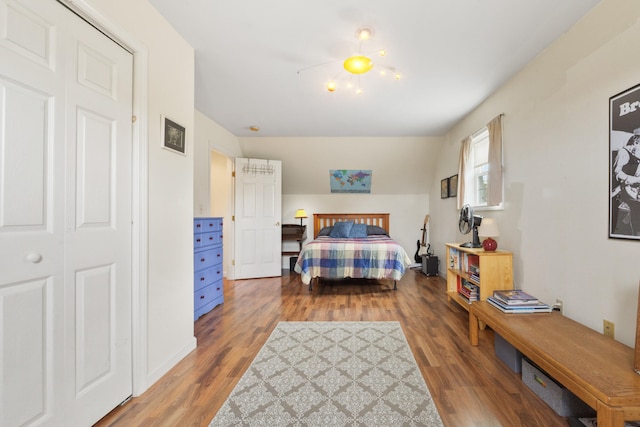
[276,221,280,226]
[25,253,43,263]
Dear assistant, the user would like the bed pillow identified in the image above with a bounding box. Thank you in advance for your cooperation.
[317,226,333,237]
[366,225,389,236]
[329,221,354,238]
[348,223,368,238]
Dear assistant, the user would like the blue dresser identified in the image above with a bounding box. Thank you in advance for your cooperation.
[194,217,224,320]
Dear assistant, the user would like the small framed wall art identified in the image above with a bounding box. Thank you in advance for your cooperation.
[441,178,449,199]
[162,115,186,155]
[448,174,458,198]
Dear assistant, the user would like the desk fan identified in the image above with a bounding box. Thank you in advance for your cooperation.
[459,204,483,248]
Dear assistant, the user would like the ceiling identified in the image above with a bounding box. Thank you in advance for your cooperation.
[148,0,600,138]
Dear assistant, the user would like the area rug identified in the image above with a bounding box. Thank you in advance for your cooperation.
[209,321,444,426]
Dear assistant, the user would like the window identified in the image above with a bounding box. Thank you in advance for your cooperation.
[470,128,490,207]
[458,115,503,209]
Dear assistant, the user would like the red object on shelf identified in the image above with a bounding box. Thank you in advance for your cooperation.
[482,237,497,252]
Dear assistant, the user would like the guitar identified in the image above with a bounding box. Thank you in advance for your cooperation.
[414,215,430,262]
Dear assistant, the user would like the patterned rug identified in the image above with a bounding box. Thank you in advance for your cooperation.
[209,321,444,426]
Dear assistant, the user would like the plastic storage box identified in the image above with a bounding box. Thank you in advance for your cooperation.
[521,358,595,417]
[494,333,522,373]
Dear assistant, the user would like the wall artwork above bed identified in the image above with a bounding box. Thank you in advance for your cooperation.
[330,169,372,193]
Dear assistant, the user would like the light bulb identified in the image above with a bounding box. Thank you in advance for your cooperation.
[395,73,401,80]
[327,81,336,92]
[378,49,386,57]
[356,88,363,95]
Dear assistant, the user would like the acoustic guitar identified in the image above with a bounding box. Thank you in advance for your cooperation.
[414,215,430,263]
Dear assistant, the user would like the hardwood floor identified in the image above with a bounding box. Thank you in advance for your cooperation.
[96,269,568,427]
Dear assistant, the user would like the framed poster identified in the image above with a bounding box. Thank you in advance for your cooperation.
[440,178,449,199]
[449,174,458,198]
[162,115,186,155]
[610,83,640,240]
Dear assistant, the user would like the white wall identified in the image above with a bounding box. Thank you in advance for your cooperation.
[430,0,640,346]
[194,109,243,215]
[193,110,243,278]
[87,0,196,389]
[239,136,441,195]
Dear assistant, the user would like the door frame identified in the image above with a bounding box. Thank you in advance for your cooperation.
[60,0,150,396]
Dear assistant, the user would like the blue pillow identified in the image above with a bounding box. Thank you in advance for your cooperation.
[366,225,389,236]
[348,223,368,238]
[329,221,354,238]
[317,226,333,237]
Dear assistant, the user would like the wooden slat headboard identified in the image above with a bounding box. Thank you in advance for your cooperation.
[313,213,390,238]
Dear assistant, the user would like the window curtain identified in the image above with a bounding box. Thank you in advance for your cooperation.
[457,136,472,210]
[486,114,503,206]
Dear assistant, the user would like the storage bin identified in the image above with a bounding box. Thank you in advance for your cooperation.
[494,333,522,373]
[521,358,595,417]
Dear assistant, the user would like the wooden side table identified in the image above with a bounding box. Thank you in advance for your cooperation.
[282,224,306,256]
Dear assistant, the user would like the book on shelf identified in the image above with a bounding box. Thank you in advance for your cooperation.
[493,289,539,305]
[457,278,479,303]
[466,254,479,275]
[487,297,552,313]
[449,248,460,270]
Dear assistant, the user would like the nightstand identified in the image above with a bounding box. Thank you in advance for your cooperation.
[282,224,307,256]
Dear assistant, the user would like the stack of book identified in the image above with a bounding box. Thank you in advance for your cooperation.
[458,278,479,303]
[487,289,552,313]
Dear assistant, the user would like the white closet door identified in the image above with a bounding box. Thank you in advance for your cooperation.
[0,0,133,425]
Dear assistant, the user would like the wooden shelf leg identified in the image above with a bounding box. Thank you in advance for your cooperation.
[469,309,479,346]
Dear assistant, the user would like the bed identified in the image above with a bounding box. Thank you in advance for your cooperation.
[294,213,412,291]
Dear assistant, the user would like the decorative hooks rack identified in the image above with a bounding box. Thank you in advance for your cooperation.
[242,159,274,176]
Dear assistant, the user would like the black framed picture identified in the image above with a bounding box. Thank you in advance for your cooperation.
[449,174,458,198]
[610,83,640,240]
[162,115,186,155]
[441,178,449,199]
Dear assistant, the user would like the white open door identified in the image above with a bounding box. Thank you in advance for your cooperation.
[234,158,282,279]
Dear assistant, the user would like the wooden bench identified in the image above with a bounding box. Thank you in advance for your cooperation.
[469,301,640,427]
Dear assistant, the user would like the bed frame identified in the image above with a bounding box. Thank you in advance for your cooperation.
[313,213,390,238]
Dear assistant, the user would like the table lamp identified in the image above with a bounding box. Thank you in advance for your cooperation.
[294,209,308,227]
[478,217,500,251]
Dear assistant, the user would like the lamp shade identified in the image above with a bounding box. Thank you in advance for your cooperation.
[478,218,500,237]
[294,209,308,226]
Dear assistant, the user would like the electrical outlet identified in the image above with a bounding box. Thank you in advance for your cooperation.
[603,320,615,339]
[555,299,563,315]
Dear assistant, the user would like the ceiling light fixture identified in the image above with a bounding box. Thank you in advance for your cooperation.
[296,25,401,95]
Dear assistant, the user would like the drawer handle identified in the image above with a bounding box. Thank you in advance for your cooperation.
[208,237,213,241]
[217,271,220,274]
[200,277,205,281]
[216,253,221,257]
[200,295,205,299]
[196,238,201,243]
[196,224,201,228]
[208,223,213,227]
[217,287,221,291]
[534,374,547,388]
[200,258,205,262]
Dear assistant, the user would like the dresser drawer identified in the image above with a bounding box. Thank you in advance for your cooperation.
[194,231,222,249]
[194,265,223,292]
[194,281,222,311]
[194,217,223,234]
[194,246,223,272]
